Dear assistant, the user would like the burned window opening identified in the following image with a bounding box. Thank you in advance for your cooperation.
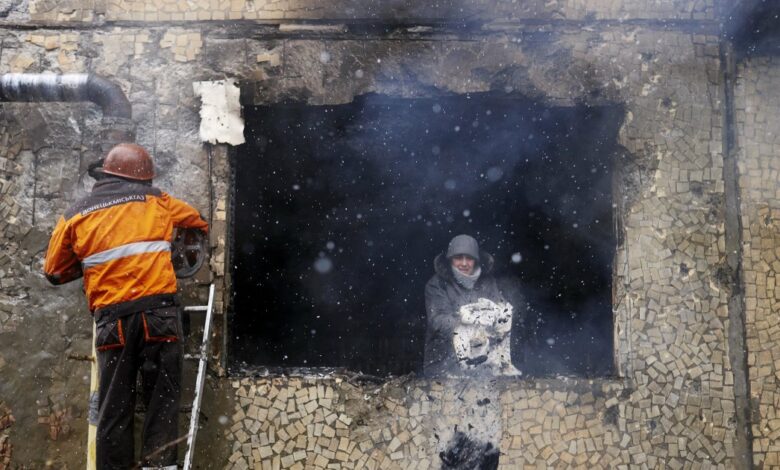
[230,93,622,377]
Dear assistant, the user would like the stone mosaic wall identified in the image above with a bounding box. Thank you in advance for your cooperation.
[25,0,724,23]
[0,0,769,467]
[0,103,104,465]
[223,375,731,469]
[0,402,13,467]
[200,26,737,468]
[224,378,610,470]
[735,56,780,468]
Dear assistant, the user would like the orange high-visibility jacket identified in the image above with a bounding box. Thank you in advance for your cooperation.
[44,178,209,312]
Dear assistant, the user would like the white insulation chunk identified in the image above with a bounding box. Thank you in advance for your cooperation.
[193,79,245,146]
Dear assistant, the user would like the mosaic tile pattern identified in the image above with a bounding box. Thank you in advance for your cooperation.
[28,0,722,23]
[735,56,780,468]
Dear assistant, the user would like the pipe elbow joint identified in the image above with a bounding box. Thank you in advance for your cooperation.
[86,74,131,118]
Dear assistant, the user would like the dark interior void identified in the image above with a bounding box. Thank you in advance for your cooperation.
[231,93,622,377]
[726,0,780,58]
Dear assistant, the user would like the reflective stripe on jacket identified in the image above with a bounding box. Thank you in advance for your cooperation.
[44,178,209,312]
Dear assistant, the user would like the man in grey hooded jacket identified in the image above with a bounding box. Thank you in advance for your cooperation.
[424,234,526,377]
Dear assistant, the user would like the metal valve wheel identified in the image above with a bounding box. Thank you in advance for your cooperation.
[172,227,207,278]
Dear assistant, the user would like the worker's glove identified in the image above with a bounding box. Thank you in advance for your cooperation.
[87,158,106,180]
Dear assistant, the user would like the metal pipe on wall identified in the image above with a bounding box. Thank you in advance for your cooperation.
[0,73,131,118]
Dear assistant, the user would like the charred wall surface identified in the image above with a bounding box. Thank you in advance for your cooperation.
[0,0,769,468]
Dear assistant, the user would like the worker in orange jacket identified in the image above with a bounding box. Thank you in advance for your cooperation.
[44,143,208,469]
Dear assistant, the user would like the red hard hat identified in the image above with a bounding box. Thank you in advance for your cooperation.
[101,143,155,181]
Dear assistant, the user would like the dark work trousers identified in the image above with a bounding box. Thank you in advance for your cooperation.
[95,306,182,469]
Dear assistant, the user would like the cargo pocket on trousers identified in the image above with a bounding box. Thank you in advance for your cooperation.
[141,307,180,343]
[95,318,126,351]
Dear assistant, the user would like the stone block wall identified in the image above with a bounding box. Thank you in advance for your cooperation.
[735,56,780,468]
[0,0,772,467]
[222,374,729,469]
[223,377,622,469]
[0,102,107,465]
[25,0,723,23]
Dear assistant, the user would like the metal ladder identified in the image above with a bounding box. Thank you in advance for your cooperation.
[182,283,216,470]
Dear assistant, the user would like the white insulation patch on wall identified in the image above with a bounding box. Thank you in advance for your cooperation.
[193,79,245,145]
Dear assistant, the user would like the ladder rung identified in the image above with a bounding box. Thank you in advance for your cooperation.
[184,354,202,361]
[184,306,208,312]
